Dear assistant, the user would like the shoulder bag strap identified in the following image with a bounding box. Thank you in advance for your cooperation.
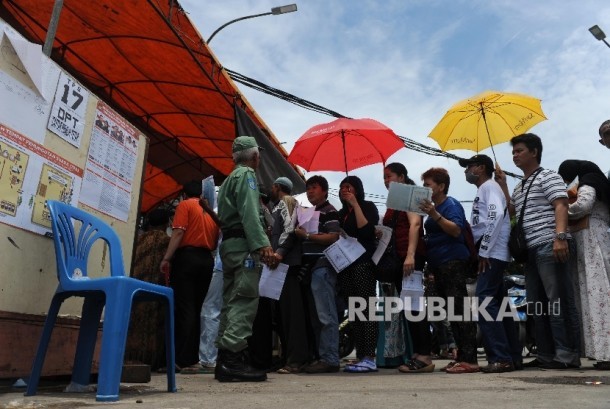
[518,168,544,227]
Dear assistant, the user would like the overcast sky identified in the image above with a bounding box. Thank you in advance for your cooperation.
[181,0,610,214]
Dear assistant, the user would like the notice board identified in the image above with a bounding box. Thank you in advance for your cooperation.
[0,20,147,316]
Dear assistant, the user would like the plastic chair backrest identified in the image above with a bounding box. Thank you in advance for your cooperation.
[46,200,126,285]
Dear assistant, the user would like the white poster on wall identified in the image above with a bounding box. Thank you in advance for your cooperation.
[0,123,82,236]
[79,101,139,222]
[47,72,90,148]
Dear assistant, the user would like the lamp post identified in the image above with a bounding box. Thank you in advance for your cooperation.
[589,25,610,49]
[207,4,297,44]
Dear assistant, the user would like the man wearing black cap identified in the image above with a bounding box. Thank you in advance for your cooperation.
[459,154,521,373]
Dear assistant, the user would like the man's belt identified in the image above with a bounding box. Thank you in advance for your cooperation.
[222,228,246,240]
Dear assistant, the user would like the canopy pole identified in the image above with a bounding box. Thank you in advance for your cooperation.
[43,0,64,57]
[480,105,498,164]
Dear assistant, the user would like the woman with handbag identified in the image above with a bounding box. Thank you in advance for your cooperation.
[419,167,479,374]
[378,163,434,373]
[338,175,380,373]
[558,160,610,370]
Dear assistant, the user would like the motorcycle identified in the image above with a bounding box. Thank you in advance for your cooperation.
[504,274,536,355]
[338,311,355,359]
[473,274,536,355]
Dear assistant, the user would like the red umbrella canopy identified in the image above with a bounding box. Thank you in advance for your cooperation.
[287,118,405,173]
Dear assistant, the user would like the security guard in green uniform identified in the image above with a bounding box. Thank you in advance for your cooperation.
[215,135,275,382]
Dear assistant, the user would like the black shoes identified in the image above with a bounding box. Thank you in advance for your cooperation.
[522,358,579,370]
[215,349,267,382]
[522,358,542,368]
[539,360,580,370]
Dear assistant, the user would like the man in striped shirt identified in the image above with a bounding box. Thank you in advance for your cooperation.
[496,133,581,369]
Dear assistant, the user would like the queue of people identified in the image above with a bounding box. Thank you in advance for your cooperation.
[129,123,610,382]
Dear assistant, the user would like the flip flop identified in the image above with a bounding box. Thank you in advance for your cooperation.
[445,362,480,374]
[398,359,435,373]
[157,364,181,374]
[180,364,206,374]
[344,359,378,373]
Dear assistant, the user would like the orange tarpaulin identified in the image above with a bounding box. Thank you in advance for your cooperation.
[0,0,289,211]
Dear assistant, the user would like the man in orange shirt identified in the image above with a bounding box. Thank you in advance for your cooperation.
[161,180,220,373]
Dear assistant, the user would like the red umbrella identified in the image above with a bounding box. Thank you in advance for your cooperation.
[287,118,405,173]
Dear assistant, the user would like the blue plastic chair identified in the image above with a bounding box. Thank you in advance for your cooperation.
[25,200,176,402]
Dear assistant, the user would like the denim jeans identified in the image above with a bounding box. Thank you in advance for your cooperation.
[310,265,339,365]
[526,241,581,366]
[199,268,223,365]
[476,258,522,364]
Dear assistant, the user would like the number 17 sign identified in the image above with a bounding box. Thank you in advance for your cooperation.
[47,72,90,148]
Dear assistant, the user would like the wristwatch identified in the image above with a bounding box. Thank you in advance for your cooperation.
[555,232,567,241]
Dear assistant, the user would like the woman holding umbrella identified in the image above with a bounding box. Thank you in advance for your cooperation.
[419,167,479,373]
[338,175,380,373]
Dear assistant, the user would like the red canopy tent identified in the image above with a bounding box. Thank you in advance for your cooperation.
[0,0,292,211]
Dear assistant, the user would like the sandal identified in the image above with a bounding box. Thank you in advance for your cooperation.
[398,359,435,373]
[441,361,457,372]
[445,362,480,374]
[344,359,378,373]
[180,364,206,374]
[277,365,303,374]
[157,364,181,374]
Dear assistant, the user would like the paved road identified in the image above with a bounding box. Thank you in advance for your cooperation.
[1,359,608,409]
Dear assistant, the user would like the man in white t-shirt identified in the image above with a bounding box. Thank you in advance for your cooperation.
[460,154,521,373]
[496,133,581,369]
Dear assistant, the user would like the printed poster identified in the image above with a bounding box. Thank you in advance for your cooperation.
[0,123,82,235]
[79,101,139,222]
[47,72,90,147]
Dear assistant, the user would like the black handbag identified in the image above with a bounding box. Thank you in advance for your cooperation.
[374,212,403,283]
[509,168,543,263]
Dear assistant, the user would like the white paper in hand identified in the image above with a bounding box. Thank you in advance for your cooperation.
[323,234,366,272]
[201,175,215,209]
[296,206,320,233]
[372,225,393,265]
[259,263,288,300]
[400,270,425,312]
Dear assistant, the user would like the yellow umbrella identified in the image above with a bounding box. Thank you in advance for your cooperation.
[428,90,547,162]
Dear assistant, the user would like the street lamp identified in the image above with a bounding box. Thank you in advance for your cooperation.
[589,25,610,49]
[207,4,297,44]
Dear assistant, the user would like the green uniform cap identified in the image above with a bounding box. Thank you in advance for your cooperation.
[232,136,260,153]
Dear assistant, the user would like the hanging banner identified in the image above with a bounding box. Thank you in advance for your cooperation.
[47,72,90,147]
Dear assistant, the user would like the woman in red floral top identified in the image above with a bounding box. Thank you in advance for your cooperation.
[381,163,434,373]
